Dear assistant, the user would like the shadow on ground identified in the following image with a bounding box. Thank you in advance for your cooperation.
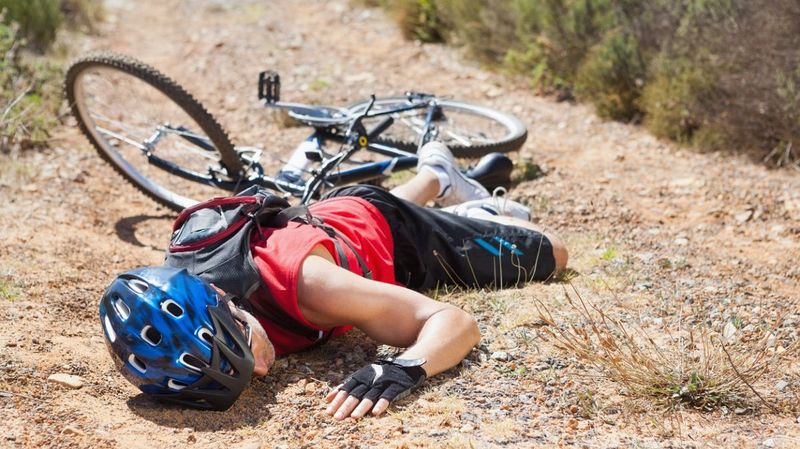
[115,214,174,251]
[125,330,470,431]
[126,375,281,431]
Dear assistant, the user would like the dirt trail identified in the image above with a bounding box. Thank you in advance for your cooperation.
[1,0,799,448]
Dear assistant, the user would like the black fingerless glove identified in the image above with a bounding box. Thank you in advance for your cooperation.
[339,358,427,403]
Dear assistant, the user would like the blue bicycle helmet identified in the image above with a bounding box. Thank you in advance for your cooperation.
[99,266,254,410]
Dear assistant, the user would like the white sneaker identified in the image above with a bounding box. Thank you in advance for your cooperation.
[442,187,531,221]
[417,141,489,206]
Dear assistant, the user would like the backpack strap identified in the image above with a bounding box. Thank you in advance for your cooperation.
[254,204,311,227]
[239,222,324,342]
[240,202,373,343]
[312,219,373,280]
[260,204,373,279]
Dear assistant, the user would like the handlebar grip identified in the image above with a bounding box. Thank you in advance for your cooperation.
[367,117,394,140]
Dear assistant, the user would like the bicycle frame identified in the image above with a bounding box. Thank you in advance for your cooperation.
[67,55,524,212]
[145,131,418,202]
[144,95,442,203]
[129,93,446,204]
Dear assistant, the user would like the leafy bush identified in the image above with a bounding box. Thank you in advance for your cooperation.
[0,0,104,49]
[376,0,444,43]
[0,0,63,50]
[436,0,517,63]
[377,0,800,163]
[576,30,645,121]
[641,58,718,145]
[0,0,103,153]
[0,20,61,153]
[638,0,800,157]
[61,0,105,32]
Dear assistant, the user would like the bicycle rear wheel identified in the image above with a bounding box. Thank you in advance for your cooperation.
[348,97,527,158]
[65,52,243,212]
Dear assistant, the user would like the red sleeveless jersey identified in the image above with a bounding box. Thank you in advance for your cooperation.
[249,197,396,355]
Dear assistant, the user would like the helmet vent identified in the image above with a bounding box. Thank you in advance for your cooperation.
[128,354,146,373]
[197,327,214,346]
[180,353,205,372]
[167,379,188,391]
[126,278,149,294]
[161,300,184,318]
[140,325,162,346]
[103,315,117,343]
[113,297,131,321]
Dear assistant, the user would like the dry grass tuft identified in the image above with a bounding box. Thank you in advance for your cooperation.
[536,283,795,413]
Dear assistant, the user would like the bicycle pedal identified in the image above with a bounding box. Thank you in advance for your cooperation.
[258,70,280,103]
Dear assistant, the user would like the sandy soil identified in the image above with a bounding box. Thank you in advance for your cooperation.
[1,0,799,448]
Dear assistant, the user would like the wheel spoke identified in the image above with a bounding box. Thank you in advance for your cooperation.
[67,55,243,211]
[94,125,149,151]
[91,111,153,142]
[90,111,223,162]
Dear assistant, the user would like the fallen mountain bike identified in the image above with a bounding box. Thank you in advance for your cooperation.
[65,52,528,212]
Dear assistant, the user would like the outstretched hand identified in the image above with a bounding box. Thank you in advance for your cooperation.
[324,361,427,420]
[325,385,392,419]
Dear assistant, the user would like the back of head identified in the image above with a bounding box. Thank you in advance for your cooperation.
[99,266,254,410]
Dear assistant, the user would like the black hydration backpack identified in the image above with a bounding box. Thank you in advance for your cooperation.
[165,186,371,342]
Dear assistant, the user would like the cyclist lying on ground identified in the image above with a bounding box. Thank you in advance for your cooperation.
[100,141,568,418]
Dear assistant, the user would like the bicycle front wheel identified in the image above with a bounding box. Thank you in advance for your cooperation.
[348,97,528,158]
[65,52,243,212]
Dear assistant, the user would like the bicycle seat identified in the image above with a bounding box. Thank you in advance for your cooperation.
[269,102,352,127]
[465,152,513,191]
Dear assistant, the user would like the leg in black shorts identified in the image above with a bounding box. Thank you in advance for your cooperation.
[323,185,557,292]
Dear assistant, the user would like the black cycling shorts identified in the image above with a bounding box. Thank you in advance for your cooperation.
[323,185,557,291]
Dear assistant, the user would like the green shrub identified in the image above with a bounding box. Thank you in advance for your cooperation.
[576,31,645,121]
[505,36,566,92]
[0,0,63,50]
[641,0,800,156]
[61,0,105,32]
[641,57,717,145]
[386,0,444,43]
[436,0,517,63]
[0,0,104,50]
[0,15,62,153]
[377,0,800,162]
[0,0,103,153]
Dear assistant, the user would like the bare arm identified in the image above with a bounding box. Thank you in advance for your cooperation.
[297,246,480,418]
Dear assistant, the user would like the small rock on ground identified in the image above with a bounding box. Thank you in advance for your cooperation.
[490,351,510,361]
[47,373,84,389]
[62,425,84,436]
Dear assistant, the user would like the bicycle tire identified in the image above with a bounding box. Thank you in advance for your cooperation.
[65,52,242,212]
[348,97,527,158]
